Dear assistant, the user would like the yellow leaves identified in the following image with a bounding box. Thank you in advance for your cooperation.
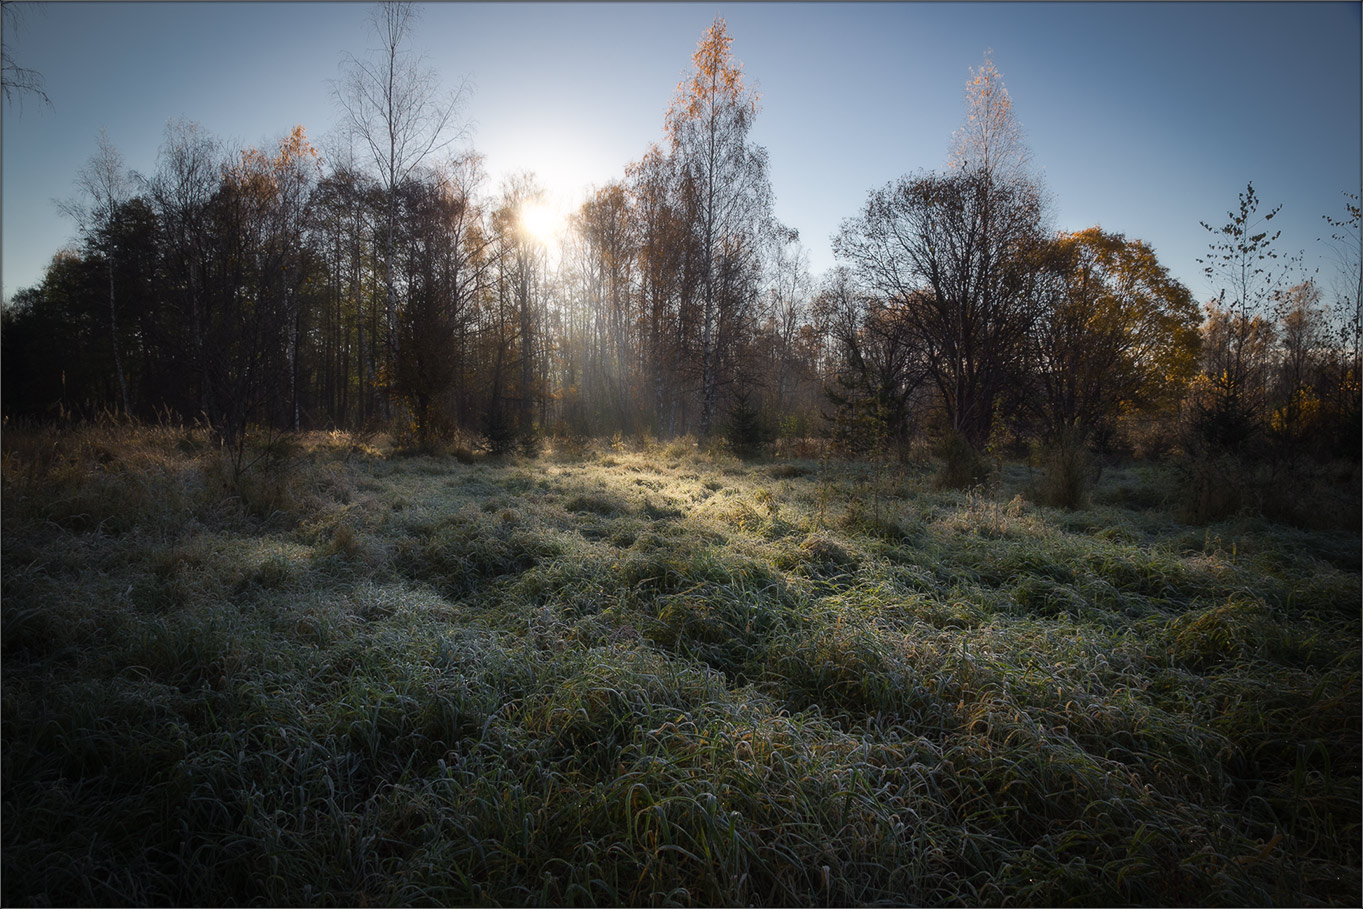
[1341,365,1362,398]
[1270,386,1321,436]
[1040,226,1202,418]
[278,124,318,166]
[666,16,755,133]
[223,125,317,201]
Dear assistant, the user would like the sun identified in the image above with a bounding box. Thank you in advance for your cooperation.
[519,200,565,248]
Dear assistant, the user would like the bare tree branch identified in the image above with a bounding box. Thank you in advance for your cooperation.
[331,1,472,414]
[2,1,52,113]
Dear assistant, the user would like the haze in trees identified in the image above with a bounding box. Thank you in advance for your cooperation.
[2,11,1358,494]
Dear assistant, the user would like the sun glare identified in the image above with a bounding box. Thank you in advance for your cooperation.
[519,201,564,247]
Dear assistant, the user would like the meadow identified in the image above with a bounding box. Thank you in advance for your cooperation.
[2,424,1359,906]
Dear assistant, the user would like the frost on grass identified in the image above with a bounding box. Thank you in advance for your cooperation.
[2,427,1359,907]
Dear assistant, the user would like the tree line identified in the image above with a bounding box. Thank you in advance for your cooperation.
[3,8,1359,484]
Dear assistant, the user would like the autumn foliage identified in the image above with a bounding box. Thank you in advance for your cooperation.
[2,19,1358,513]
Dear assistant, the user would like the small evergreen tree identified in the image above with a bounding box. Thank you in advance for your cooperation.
[725,388,771,459]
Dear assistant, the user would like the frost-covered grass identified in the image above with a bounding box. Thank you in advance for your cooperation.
[2,425,1359,906]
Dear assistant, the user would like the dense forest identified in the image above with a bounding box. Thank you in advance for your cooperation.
[3,12,1359,512]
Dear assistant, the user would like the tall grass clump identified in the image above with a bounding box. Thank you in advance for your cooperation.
[0,420,204,535]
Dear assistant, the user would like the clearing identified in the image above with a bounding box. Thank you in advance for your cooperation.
[2,427,1359,905]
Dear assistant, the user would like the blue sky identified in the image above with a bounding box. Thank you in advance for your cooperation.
[2,1,1359,306]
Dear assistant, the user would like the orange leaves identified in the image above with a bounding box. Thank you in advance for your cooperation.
[1040,226,1202,420]
[223,125,319,202]
[949,49,1027,181]
[223,146,276,200]
[278,124,318,165]
[664,17,759,141]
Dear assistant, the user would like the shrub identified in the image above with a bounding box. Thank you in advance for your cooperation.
[933,432,991,490]
[204,442,310,525]
[1029,434,1095,510]
[1172,450,1256,524]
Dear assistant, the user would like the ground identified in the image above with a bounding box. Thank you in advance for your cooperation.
[2,426,1359,906]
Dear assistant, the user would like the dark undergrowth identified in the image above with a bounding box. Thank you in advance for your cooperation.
[3,424,1359,906]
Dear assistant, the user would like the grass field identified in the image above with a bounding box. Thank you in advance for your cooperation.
[2,425,1359,906]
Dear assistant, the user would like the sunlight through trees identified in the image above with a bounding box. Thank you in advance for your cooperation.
[2,13,1358,490]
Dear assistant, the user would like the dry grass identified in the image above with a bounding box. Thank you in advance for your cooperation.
[3,424,1359,906]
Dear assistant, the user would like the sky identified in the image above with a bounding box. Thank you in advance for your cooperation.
[2,1,1360,307]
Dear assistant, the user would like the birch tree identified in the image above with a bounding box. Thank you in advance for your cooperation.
[147,118,223,423]
[665,17,776,440]
[1,1,51,112]
[58,129,134,415]
[627,142,690,433]
[948,50,1031,186]
[835,51,1044,450]
[335,0,470,411]
[1194,182,1290,447]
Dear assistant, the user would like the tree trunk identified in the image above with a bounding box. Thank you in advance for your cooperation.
[108,257,132,417]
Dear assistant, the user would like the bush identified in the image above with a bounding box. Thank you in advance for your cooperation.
[1173,450,1255,524]
[1029,434,1095,510]
[933,432,991,490]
